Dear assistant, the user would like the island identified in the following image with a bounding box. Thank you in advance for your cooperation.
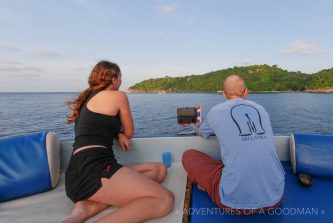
[127,65,333,93]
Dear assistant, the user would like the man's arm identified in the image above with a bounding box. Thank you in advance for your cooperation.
[198,118,214,139]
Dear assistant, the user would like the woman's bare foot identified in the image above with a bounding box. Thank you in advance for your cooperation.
[62,200,108,223]
[62,213,84,223]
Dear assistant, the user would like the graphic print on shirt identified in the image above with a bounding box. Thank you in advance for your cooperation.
[231,104,265,137]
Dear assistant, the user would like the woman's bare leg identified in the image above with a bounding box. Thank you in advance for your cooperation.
[63,162,168,223]
[127,162,167,183]
[89,166,174,223]
[62,200,108,223]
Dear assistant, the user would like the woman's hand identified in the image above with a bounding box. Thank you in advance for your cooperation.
[118,133,131,151]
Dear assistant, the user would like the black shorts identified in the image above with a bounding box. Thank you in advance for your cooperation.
[65,147,123,202]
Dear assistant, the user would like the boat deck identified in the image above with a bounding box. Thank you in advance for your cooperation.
[3,136,332,223]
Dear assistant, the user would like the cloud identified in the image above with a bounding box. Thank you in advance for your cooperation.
[0,64,43,73]
[71,0,116,21]
[32,50,64,58]
[0,60,23,65]
[151,30,164,38]
[0,45,23,52]
[0,73,40,79]
[233,58,253,65]
[25,66,43,72]
[0,66,22,72]
[0,45,65,58]
[159,3,180,15]
[0,60,91,91]
[283,41,323,55]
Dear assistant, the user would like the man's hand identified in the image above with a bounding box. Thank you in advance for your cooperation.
[197,131,204,137]
[118,133,131,151]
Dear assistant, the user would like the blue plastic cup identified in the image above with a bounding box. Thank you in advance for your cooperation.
[162,152,172,168]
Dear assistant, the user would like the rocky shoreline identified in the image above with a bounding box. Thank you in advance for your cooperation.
[304,87,333,93]
[126,88,333,94]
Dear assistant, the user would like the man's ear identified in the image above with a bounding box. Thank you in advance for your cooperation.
[222,90,227,99]
[244,88,249,97]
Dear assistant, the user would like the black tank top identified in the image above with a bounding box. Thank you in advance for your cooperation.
[73,90,122,150]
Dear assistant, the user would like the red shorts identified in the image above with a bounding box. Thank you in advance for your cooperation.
[182,149,282,215]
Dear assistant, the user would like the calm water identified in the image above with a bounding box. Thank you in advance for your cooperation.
[0,92,332,140]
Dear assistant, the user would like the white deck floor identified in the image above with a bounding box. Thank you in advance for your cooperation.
[0,162,187,223]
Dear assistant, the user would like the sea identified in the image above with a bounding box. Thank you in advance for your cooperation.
[0,92,332,140]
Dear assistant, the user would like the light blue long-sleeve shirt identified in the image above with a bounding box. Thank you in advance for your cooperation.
[200,98,285,209]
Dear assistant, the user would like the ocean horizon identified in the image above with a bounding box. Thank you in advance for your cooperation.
[1,92,332,140]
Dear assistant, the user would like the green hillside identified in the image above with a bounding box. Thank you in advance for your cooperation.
[128,65,333,93]
[306,68,333,90]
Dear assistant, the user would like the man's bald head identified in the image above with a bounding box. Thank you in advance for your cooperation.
[223,75,247,99]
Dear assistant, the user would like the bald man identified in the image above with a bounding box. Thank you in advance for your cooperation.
[182,75,285,214]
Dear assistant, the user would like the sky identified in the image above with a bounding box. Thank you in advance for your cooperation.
[0,0,332,92]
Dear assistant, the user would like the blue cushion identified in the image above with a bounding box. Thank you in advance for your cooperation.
[290,133,333,177]
[0,132,53,202]
[190,161,333,223]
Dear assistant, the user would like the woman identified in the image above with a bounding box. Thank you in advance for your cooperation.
[63,61,174,223]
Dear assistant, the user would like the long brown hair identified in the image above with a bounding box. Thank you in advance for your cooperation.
[66,60,121,124]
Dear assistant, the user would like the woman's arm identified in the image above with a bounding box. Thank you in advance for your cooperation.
[118,92,134,139]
